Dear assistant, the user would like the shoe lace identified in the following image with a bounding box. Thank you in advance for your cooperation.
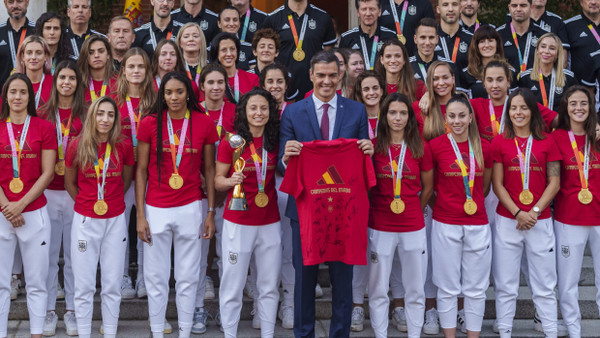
[194,308,209,324]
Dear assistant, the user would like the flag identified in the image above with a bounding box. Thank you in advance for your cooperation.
[124,0,144,28]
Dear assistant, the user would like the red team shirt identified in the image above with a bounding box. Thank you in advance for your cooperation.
[430,135,493,225]
[369,139,433,232]
[137,111,219,208]
[413,102,447,137]
[84,77,117,103]
[227,69,259,102]
[65,139,134,218]
[552,129,600,226]
[491,132,561,220]
[199,101,236,139]
[31,74,53,108]
[0,117,56,212]
[279,139,377,266]
[386,80,427,100]
[217,136,280,225]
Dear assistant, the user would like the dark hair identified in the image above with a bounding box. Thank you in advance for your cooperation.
[483,59,513,88]
[148,72,201,185]
[209,32,240,64]
[467,25,505,80]
[218,5,239,20]
[310,50,340,72]
[39,60,87,123]
[151,39,186,78]
[1,73,37,119]
[233,88,280,153]
[374,39,418,102]
[503,88,546,140]
[415,17,437,32]
[375,93,423,158]
[557,85,600,153]
[259,62,290,90]
[77,34,116,87]
[34,12,73,65]
[446,93,485,168]
[509,0,532,4]
[251,28,281,52]
[355,0,381,9]
[351,70,387,105]
[199,63,235,103]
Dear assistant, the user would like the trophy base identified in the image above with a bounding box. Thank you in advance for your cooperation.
[228,197,249,211]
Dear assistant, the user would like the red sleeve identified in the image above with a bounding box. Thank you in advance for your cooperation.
[137,116,154,144]
[216,138,234,164]
[121,138,135,166]
[415,80,427,100]
[420,141,433,172]
[65,138,78,168]
[41,120,57,150]
[537,103,557,131]
[491,135,503,163]
[279,156,303,198]
[482,139,493,168]
[412,101,425,136]
[545,135,562,162]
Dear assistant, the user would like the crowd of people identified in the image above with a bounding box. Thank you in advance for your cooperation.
[0,0,599,337]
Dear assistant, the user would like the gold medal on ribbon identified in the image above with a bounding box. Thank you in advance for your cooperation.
[519,189,534,205]
[464,199,477,215]
[9,177,23,193]
[390,198,405,214]
[255,191,269,208]
[293,49,305,62]
[55,161,65,176]
[578,188,593,205]
[398,34,406,45]
[169,173,184,190]
[93,199,108,216]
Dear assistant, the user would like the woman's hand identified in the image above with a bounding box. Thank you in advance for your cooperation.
[202,212,216,239]
[137,216,152,244]
[228,172,245,188]
[515,210,537,230]
[2,200,25,222]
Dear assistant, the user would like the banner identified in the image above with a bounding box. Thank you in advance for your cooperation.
[123,0,143,28]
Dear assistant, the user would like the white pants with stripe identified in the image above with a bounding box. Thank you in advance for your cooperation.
[71,211,127,337]
[493,215,557,337]
[368,227,427,338]
[45,189,75,311]
[0,207,50,337]
[144,201,203,337]
[431,220,491,332]
[194,198,211,309]
[555,221,600,338]
[220,220,281,338]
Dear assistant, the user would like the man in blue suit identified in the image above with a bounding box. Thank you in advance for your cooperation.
[278,50,373,338]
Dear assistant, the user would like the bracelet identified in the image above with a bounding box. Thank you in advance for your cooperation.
[513,209,522,218]
[207,207,216,213]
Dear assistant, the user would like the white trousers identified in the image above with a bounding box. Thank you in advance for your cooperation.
[220,220,282,338]
[123,185,143,279]
[431,220,491,332]
[493,215,557,337]
[0,207,50,337]
[45,189,75,311]
[194,199,211,308]
[144,201,203,337]
[368,227,427,338]
[555,221,600,338]
[71,211,127,337]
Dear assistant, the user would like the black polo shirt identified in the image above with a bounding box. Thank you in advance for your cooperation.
[171,6,219,45]
[113,59,121,73]
[436,25,472,76]
[247,65,299,100]
[566,13,600,87]
[496,19,549,76]
[66,26,105,59]
[238,6,267,44]
[134,19,184,59]
[238,40,256,71]
[459,64,518,99]
[459,19,494,34]
[533,11,569,48]
[262,1,337,99]
[339,24,397,69]
[518,68,578,111]
[0,18,35,89]
[378,0,435,56]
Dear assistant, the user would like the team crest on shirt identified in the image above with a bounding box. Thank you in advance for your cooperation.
[543,23,551,31]
[78,240,87,252]
[377,41,384,50]
[249,21,257,32]
[408,5,417,16]
[370,251,379,263]
[239,51,247,62]
[561,245,570,258]
[459,41,468,53]
[229,251,238,264]
[200,20,208,31]
[531,36,538,47]
[308,19,317,30]
[556,86,563,95]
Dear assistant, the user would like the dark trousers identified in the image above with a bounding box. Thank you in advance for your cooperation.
[291,220,353,338]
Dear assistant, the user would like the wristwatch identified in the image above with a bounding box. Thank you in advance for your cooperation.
[532,206,541,216]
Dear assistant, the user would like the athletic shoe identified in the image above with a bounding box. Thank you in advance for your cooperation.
[43,311,58,336]
[423,308,440,335]
[457,309,467,334]
[244,281,255,299]
[64,311,78,336]
[350,306,365,332]
[56,283,65,300]
[10,275,22,300]
[533,312,569,337]
[191,307,209,334]
[392,306,407,332]
[205,276,215,300]
[120,275,136,299]
[147,319,173,334]
[315,283,324,298]
[215,312,224,332]
[136,278,147,298]
[251,301,260,329]
[492,319,499,333]
[278,305,294,329]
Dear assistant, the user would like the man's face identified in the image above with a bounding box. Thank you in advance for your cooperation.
[509,0,531,23]
[230,0,249,8]
[310,61,340,101]
[151,0,175,19]
[460,0,479,18]
[67,0,91,26]
[580,0,600,17]
[108,19,135,53]
[437,0,461,25]
[532,0,547,7]
[358,0,381,27]
[414,26,439,57]
[4,0,28,21]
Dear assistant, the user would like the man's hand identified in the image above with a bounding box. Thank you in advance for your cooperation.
[283,140,303,165]
[357,139,374,156]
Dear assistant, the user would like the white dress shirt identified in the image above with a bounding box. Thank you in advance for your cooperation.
[312,93,337,140]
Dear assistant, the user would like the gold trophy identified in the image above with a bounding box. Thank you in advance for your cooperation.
[227,134,249,211]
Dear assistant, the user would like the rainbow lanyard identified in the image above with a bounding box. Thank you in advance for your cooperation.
[440,36,460,63]
[240,8,252,43]
[390,0,409,39]
[203,102,224,138]
[34,74,45,109]
[448,134,475,201]
[94,144,112,201]
[587,24,600,47]
[186,61,202,83]
[360,35,379,70]
[514,135,533,192]
[55,110,73,162]
[8,28,27,70]
[249,137,268,194]
[568,131,590,191]
[387,141,407,200]
[126,96,140,147]
[497,96,510,134]
[488,99,499,137]
[6,115,31,181]
[89,77,107,102]
[232,71,240,103]
[368,113,379,140]
[510,22,532,72]
[166,110,190,176]
[287,14,308,52]
[538,69,556,109]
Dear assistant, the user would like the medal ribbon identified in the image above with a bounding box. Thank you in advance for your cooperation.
[55,110,73,161]
[390,0,409,38]
[568,131,590,190]
[368,113,379,140]
[280,102,287,117]
[6,115,31,179]
[94,143,111,201]
[451,37,460,63]
[249,137,268,193]
[538,69,556,109]
[387,141,407,199]
[488,99,499,136]
[448,134,475,200]
[240,8,252,42]
[150,27,173,50]
[203,102,224,137]
[234,71,240,103]
[34,74,45,109]
[166,110,190,175]
[475,19,480,31]
[497,95,510,134]
[126,96,140,147]
[155,75,162,89]
[514,135,533,192]
[89,77,107,102]
[185,61,202,83]
[287,14,308,52]
[587,24,600,47]
[360,35,379,70]
[510,22,532,72]
[8,28,27,70]
[418,63,427,81]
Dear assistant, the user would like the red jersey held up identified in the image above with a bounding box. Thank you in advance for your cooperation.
[279,139,377,266]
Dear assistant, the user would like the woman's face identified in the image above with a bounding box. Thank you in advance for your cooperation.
[125,54,146,86]
[386,101,409,134]
[218,8,241,34]
[380,44,405,75]
[6,79,29,114]
[263,69,287,103]
[179,26,202,54]
[56,68,77,97]
[42,18,61,47]
[96,101,116,136]
[478,38,497,59]
[348,53,365,79]
[432,65,454,98]
[201,71,226,102]
[158,43,177,73]
[445,101,472,136]
[246,94,270,129]
[566,91,590,126]
[483,66,510,101]
[508,94,532,130]
[23,42,45,72]
[536,36,558,67]
[217,39,237,69]
[360,76,383,108]
[88,40,110,70]
[254,38,278,64]
[164,79,188,112]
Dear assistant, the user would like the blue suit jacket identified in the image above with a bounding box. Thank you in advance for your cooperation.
[278,94,369,222]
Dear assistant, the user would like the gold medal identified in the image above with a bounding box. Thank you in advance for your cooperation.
[9,178,23,193]
[255,191,269,208]
[293,49,305,62]
[464,199,477,215]
[169,173,184,190]
[93,199,108,216]
[398,34,406,45]
[578,188,593,205]
[390,198,405,214]
[519,189,534,205]
[55,161,65,176]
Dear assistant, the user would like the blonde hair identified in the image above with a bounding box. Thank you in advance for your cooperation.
[16,35,52,75]
[75,96,122,170]
[423,61,456,141]
[115,48,156,116]
[529,33,566,87]
[176,23,208,70]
